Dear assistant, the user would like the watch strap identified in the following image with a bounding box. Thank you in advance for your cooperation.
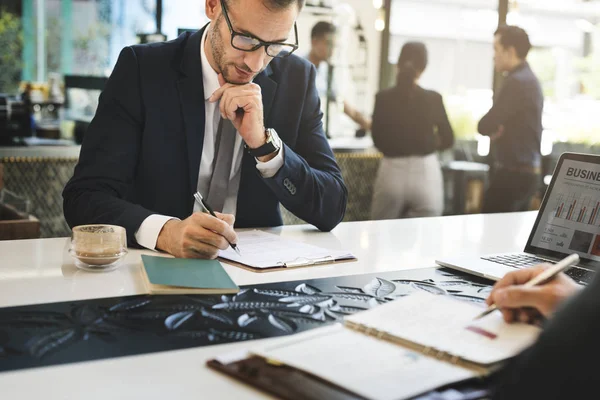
[245,129,280,158]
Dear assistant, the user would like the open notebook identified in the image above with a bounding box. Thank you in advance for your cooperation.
[207,292,541,400]
[218,230,356,271]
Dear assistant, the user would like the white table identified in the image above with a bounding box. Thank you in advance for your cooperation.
[0,212,536,399]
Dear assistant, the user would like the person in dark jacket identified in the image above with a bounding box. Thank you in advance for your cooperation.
[485,264,593,399]
[62,0,347,259]
[479,25,544,213]
[370,42,454,220]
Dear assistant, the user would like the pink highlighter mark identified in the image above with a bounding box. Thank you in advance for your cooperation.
[466,325,498,340]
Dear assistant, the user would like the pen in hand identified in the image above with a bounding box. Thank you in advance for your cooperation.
[193,192,241,256]
[473,253,580,320]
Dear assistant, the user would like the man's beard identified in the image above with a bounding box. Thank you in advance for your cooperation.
[210,20,264,85]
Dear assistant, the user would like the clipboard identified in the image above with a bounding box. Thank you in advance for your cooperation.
[219,254,358,273]
[218,230,357,273]
[207,355,366,400]
[206,353,491,400]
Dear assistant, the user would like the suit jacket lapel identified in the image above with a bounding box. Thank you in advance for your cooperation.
[177,28,206,198]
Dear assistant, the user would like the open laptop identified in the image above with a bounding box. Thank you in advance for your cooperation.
[436,152,600,285]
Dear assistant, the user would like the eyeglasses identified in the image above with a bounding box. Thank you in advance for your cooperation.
[220,0,299,58]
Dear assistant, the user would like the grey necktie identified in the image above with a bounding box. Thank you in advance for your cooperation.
[205,118,236,213]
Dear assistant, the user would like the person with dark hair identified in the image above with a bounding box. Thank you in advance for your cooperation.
[479,25,543,214]
[63,0,348,260]
[370,42,454,220]
[305,21,371,133]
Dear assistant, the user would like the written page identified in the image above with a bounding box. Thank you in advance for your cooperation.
[252,324,475,400]
[345,291,541,365]
[219,230,354,269]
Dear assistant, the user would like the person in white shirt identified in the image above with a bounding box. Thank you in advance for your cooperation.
[305,21,371,133]
[63,0,347,259]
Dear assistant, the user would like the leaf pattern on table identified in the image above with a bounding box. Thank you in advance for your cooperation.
[232,289,252,302]
[363,278,396,298]
[336,286,365,294]
[209,329,261,342]
[200,309,234,326]
[238,313,259,328]
[0,268,495,371]
[270,311,325,324]
[450,294,486,304]
[328,293,377,302]
[392,280,448,296]
[252,288,303,298]
[279,295,332,305]
[267,315,296,334]
[26,329,79,359]
[335,306,368,315]
[295,283,321,295]
[108,298,152,312]
[212,302,292,311]
[108,310,174,321]
[409,282,447,296]
[165,311,196,331]
[436,280,473,288]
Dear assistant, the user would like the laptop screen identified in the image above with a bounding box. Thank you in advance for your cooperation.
[526,153,600,269]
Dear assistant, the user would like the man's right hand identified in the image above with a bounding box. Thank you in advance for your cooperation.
[486,264,582,324]
[156,212,237,259]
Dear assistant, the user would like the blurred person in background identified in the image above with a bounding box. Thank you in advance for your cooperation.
[306,21,371,133]
[479,25,543,214]
[370,42,454,220]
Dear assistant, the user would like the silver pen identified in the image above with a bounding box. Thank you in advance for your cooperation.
[193,192,241,256]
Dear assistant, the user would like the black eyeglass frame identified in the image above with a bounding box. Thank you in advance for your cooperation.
[220,0,299,58]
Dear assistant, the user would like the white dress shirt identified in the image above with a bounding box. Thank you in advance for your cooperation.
[135,28,284,250]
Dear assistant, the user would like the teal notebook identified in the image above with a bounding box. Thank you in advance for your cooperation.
[141,255,239,295]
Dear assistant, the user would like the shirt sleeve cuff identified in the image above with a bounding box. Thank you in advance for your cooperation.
[255,145,284,178]
[134,214,179,251]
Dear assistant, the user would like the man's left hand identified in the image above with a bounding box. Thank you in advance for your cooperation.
[209,74,267,150]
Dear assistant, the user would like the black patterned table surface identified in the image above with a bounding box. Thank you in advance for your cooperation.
[0,267,493,374]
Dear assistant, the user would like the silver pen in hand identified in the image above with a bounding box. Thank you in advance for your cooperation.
[193,192,241,256]
[474,253,580,320]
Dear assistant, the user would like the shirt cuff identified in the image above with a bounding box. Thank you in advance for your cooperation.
[134,214,179,251]
[255,145,284,178]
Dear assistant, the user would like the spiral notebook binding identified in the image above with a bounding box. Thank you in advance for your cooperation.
[346,321,463,366]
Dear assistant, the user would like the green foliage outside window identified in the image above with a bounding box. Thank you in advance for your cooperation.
[0,10,22,94]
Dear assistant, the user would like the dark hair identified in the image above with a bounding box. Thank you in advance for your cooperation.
[494,25,531,59]
[311,21,336,40]
[226,0,304,10]
[396,42,428,92]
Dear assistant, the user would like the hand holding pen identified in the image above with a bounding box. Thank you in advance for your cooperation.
[194,192,241,256]
[477,254,583,323]
[155,198,238,260]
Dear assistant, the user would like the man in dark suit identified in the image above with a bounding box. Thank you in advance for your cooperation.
[63,0,347,259]
[478,25,543,213]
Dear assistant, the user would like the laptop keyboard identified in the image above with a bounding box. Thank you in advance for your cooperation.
[481,254,594,284]
[481,254,552,269]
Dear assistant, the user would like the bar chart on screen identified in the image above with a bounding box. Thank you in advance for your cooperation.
[552,193,600,226]
[529,159,600,261]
